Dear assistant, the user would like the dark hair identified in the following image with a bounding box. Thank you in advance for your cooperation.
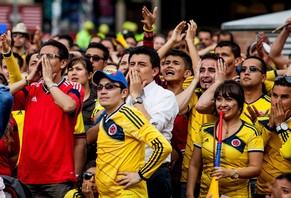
[276,173,291,182]
[13,52,24,69]
[198,27,213,37]
[58,34,74,48]
[218,30,234,42]
[215,41,241,58]
[274,76,291,88]
[165,49,193,74]
[201,53,223,62]
[214,80,245,116]
[74,160,97,197]
[86,42,109,61]
[66,57,93,74]
[243,56,267,74]
[41,39,69,60]
[128,46,160,69]
[101,38,116,51]
[25,51,39,66]
[0,73,8,85]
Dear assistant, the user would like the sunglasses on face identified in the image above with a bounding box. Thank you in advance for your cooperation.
[96,83,121,91]
[274,76,291,84]
[240,66,263,73]
[83,172,95,180]
[85,54,104,62]
[37,53,60,59]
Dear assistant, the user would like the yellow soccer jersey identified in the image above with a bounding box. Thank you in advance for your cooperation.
[255,116,291,195]
[180,88,217,183]
[96,104,171,197]
[74,113,86,137]
[240,94,271,124]
[195,121,264,198]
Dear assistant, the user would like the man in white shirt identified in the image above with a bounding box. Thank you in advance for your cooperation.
[127,46,178,198]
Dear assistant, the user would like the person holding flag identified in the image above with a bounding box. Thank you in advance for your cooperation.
[186,80,264,198]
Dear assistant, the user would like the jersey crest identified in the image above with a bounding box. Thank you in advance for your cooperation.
[103,119,125,141]
[108,124,118,135]
[231,139,241,147]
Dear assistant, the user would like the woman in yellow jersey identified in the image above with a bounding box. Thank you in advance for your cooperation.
[187,80,264,198]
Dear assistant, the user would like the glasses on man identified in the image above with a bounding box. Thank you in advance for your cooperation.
[96,83,121,91]
[240,66,263,73]
[37,53,60,59]
[274,76,291,84]
[82,172,95,180]
[85,55,104,62]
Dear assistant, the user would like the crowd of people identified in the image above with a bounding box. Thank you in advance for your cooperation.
[0,5,291,198]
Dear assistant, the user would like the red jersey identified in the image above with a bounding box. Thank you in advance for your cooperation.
[0,117,19,176]
[13,78,84,184]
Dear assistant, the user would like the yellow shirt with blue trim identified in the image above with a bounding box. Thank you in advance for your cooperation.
[195,121,264,198]
[255,116,291,195]
[240,94,271,124]
[180,88,217,183]
[96,104,171,197]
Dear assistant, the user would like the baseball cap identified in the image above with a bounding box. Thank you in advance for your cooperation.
[249,41,271,55]
[92,69,128,88]
[12,23,29,38]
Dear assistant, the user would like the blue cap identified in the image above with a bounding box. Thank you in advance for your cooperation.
[92,69,128,88]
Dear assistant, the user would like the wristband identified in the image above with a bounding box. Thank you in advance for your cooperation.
[2,47,12,57]
[143,25,154,33]
[25,76,30,85]
[47,83,58,90]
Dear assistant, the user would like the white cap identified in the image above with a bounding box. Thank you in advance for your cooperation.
[12,23,29,37]
[249,42,271,55]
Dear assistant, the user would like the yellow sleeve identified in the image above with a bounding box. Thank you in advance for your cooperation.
[74,113,86,137]
[182,76,193,90]
[91,99,104,120]
[125,107,172,179]
[266,70,276,81]
[3,52,23,84]
[255,116,272,146]
[277,129,291,160]
[137,122,172,179]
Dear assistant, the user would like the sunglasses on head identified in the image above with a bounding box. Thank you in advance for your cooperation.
[96,83,121,91]
[83,172,95,180]
[240,66,263,73]
[85,54,104,62]
[274,76,291,84]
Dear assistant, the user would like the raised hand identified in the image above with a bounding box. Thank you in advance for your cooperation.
[0,30,12,53]
[185,20,197,42]
[141,6,158,30]
[169,21,187,44]
[215,58,226,83]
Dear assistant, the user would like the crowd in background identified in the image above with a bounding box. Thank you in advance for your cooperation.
[0,5,291,198]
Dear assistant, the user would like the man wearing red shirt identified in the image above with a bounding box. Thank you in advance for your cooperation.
[10,40,84,198]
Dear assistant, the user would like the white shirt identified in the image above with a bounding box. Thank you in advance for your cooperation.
[126,80,178,162]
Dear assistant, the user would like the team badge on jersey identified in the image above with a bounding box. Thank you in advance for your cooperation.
[108,124,117,135]
[104,119,125,141]
[231,139,241,147]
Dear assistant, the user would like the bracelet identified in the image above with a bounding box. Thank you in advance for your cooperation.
[25,76,30,85]
[143,25,154,33]
[2,47,12,57]
[47,83,58,90]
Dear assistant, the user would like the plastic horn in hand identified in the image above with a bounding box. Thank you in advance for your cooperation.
[206,111,225,198]
[116,32,128,48]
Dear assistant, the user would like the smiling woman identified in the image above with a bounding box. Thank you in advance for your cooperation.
[187,80,264,198]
